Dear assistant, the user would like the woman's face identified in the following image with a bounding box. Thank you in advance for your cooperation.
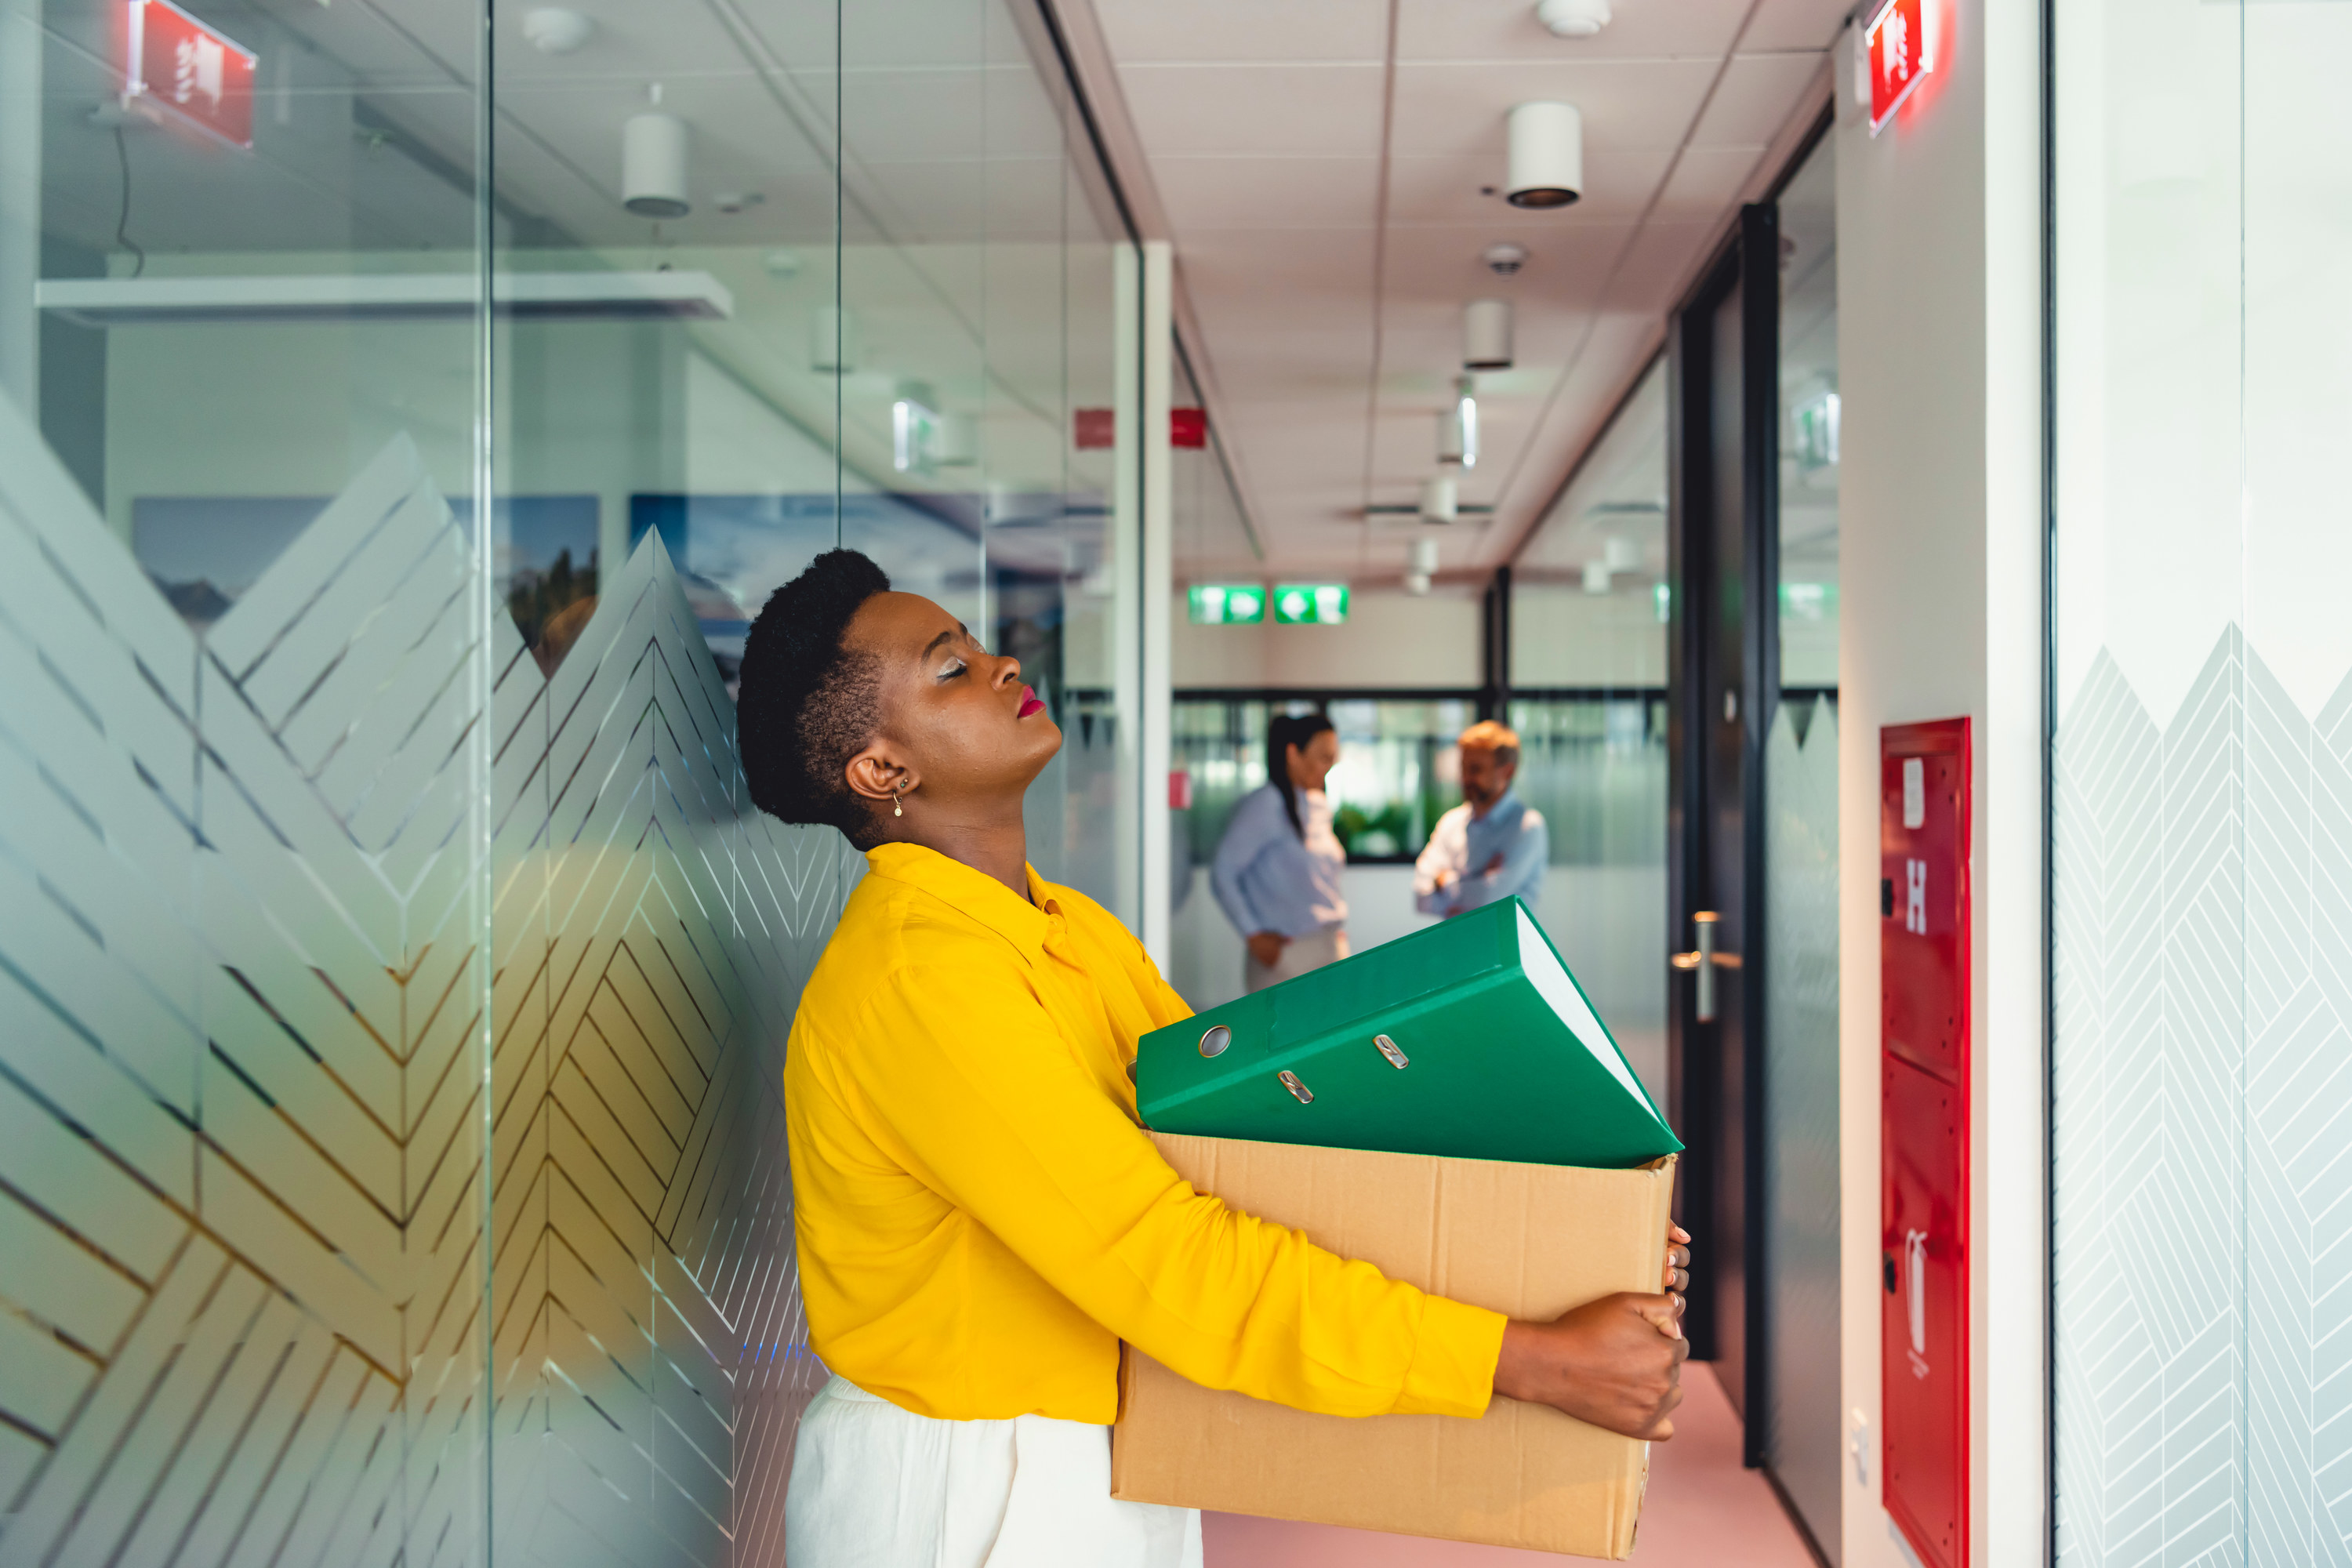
[1286,728,1340,793]
[843,590,1062,817]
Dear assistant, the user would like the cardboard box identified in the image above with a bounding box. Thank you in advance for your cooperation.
[1111,1133,1677,1559]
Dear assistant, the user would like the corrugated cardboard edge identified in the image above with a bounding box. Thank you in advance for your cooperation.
[1112,1138,1679,1559]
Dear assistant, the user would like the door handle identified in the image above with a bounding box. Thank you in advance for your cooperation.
[1671,910,1742,1022]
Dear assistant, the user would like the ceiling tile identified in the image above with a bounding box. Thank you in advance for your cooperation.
[1387,59,1719,157]
[1117,63,1388,155]
[1687,50,1828,146]
[1653,144,1769,220]
[1393,0,1754,63]
[1093,0,1391,64]
[1606,222,1720,311]
[1153,156,1384,229]
[1743,0,1860,55]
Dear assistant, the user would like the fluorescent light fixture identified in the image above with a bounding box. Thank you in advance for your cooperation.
[1796,389,1842,467]
[34,270,735,325]
[893,398,942,475]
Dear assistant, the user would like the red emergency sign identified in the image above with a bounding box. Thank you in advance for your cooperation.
[1861,0,1933,136]
[126,0,257,149]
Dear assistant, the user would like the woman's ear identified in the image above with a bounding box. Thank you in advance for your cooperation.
[844,747,915,808]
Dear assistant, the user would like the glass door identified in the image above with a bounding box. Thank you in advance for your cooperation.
[1665,135,1842,1563]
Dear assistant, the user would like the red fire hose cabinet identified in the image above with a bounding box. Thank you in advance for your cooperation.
[1880,718,1970,1568]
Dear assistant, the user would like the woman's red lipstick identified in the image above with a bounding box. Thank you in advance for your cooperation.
[1018,685,1045,718]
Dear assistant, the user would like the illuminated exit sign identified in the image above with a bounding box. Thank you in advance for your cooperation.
[1272,584,1348,626]
[1861,0,1933,136]
[1188,583,1265,625]
[127,0,257,148]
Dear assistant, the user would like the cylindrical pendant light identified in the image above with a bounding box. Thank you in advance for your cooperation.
[1419,474,1459,523]
[1583,559,1612,594]
[811,303,858,372]
[622,112,691,218]
[1464,299,1514,370]
[1506,101,1583,209]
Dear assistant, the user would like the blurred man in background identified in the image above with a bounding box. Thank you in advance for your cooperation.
[1414,720,1548,918]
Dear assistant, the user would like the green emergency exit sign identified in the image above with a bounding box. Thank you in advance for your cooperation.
[1272,583,1349,625]
[1188,583,1267,624]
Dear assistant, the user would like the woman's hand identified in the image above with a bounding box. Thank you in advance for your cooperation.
[1247,931,1287,967]
[1493,1292,1687,1439]
[1664,1222,1692,1296]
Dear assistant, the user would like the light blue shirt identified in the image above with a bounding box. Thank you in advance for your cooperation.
[1210,783,1348,939]
[1414,789,1548,917]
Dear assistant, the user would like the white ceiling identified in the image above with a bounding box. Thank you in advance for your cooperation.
[1085,0,1847,586]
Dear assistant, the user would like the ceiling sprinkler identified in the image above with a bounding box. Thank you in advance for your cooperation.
[1482,241,1530,277]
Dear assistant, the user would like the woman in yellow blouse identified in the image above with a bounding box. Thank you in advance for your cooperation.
[737,550,1690,1567]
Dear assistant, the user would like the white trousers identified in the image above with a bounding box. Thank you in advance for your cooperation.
[784,1376,1203,1568]
[1243,924,1349,993]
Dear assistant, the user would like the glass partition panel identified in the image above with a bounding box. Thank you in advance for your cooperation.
[0,2,494,1561]
[0,0,1138,1558]
[1762,128,1840,1560]
[1507,358,1671,1103]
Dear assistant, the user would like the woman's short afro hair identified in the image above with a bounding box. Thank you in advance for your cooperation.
[737,549,892,845]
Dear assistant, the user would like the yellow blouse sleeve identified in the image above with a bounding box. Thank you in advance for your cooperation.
[831,954,1505,1420]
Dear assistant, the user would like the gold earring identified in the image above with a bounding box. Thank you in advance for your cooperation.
[894,782,904,818]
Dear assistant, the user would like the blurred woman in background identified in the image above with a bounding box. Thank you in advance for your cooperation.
[1210,711,1348,993]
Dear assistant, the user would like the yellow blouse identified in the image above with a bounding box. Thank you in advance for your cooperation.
[783,842,1508,1425]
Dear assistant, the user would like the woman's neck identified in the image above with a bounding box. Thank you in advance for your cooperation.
[898,805,1032,902]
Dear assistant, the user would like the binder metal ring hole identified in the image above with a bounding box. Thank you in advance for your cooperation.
[1199,1024,1232,1058]
[1373,1033,1409,1069]
[1277,1069,1313,1105]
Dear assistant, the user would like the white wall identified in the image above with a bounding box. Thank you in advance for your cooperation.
[1835,0,2044,1563]
[1172,587,1482,689]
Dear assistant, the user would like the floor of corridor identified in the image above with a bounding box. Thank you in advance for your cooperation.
[1201,1364,1821,1567]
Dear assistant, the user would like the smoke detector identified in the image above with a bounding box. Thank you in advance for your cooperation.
[1536,0,1612,38]
[523,8,595,54]
[1482,241,1530,277]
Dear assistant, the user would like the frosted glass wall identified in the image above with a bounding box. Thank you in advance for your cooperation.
[0,0,1138,1559]
[2052,1,2352,1562]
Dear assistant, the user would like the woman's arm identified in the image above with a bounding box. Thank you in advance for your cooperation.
[840,959,1504,1421]
[1210,791,1283,950]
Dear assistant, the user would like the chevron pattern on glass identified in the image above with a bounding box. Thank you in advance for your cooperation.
[486,522,844,1566]
[0,392,836,1567]
[2057,628,2352,1566]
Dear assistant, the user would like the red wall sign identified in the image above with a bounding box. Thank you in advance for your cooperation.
[1074,408,1210,451]
[1880,718,1970,1568]
[1861,0,1933,136]
[127,0,258,149]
